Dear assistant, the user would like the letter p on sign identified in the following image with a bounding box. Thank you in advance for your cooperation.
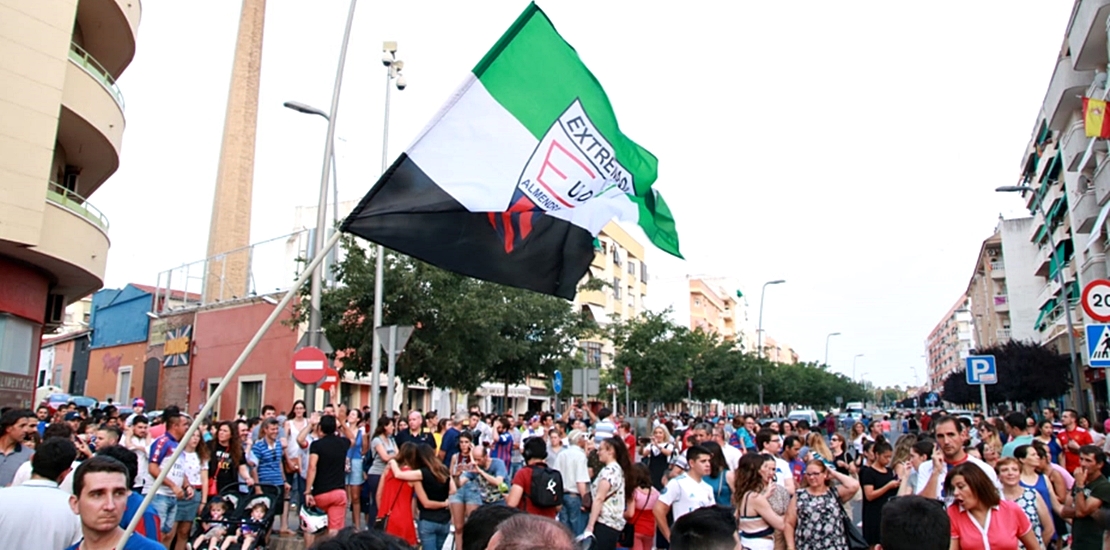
[965,355,997,385]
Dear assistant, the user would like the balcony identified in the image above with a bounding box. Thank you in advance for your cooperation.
[1036,278,1060,308]
[997,329,1012,341]
[1043,56,1097,131]
[1068,0,1110,71]
[1084,251,1108,283]
[989,259,1005,279]
[74,0,141,78]
[61,43,126,195]
[45,182,109,233]
[993,295,1010,312]
[1098,155,1110,206]
[1074,188,1100,233]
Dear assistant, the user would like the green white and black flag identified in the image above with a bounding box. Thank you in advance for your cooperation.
[341,2,682,299]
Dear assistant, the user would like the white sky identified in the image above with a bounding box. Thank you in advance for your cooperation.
[99,1,1076,389]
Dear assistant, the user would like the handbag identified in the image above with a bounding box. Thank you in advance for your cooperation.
[207,453,222,497]
[373,472,404,532]
[837,493,868,550]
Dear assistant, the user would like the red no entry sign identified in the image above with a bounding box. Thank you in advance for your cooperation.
[291,346,327,385]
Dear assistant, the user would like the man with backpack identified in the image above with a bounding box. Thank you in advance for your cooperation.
[506,436,563,519]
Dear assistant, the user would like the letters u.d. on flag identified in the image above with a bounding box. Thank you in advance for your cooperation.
[341,2,681,299]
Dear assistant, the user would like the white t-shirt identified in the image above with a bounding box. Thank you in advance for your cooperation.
[913,454,1001,501]
[772,456,791,488]
[722,444,742,472]
[157,451,204,497]
[658,473,715,521]
[125,435,153,489]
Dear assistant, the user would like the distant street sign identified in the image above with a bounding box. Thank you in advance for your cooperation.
[926,392,939,406]
[835,396,842,405]
[1083,279,1110,323]
[687,378,693,392]
[375,325,415,357]
[965,355,997,385]
[291,346,327,385]
[572,368,600,396]
[319,366,340,392]
[1086,324,1110,367]
[553,370,563,394]
[624,367,632,387]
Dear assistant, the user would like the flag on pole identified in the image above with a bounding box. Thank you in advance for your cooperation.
[341,2,681,299]
[1084,97,1110,138]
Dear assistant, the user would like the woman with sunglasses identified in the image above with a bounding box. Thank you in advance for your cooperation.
[784,460,859,550]
[830,433,854,476]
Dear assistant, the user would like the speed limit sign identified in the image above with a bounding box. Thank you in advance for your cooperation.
[1082,279,1110,322]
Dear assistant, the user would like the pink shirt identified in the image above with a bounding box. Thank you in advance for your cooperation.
[631,487,660,536]
[947,500,1032,550]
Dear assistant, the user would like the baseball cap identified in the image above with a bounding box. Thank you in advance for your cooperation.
[567,429,586,444]
[64,412,81,421]
[132,398,145,408]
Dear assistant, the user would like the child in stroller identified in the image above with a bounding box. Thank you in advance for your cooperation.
[220,500,269,550]
[191,499,231,550]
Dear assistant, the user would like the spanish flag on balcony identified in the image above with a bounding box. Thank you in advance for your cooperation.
[1084,97,1110,138]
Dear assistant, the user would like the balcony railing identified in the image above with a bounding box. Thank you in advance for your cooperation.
[68,42,125,110]
[997,329,1012,340]
[46,181,109,232]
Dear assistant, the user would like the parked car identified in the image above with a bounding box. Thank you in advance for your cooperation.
[40,393,97,414]
[787,409,819,425]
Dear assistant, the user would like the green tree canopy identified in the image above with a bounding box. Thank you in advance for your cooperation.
[940,340,1071,406]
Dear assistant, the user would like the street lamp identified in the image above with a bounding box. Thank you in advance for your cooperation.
[824,332,841,367]
[370,42,408,421]
[853,354,865,381]
[282,101,340,228]
[756,279,786,411]
[304,0,357,413]
[996,185,1084,415]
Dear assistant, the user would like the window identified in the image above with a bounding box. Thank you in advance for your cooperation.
[239,378,264,418]
[208,380,222,420]
[640,262,648,283]
[116,367,132,404]
[613,277,622,300]
[0,314,36,376]
[612,247,622,266]
[628,261,636,276]
[582,342,603,367]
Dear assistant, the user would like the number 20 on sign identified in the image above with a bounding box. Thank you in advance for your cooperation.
[1083,279,1110,323]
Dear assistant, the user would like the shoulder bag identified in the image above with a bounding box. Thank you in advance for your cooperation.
[836,491,868,550]
[618,488,646,547]
[373,470,405,532]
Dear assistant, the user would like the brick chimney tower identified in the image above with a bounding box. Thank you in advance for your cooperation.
[204,0,265,303]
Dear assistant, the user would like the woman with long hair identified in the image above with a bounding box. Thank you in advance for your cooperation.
[376,442,418,546]
[701,441,734,507]
[343,408,366,530]
[1034,420,1062,465]
[207,421,252,496]
[783,460,859,550]
[781,421,795,437]
[997,457,1054,548]
[585,436,632,550]
[387,443,457,550]
[830,432,854,475]
[732,453,785,550]
[946,462,1041,550]
[365,416,397,525]
[850,422,871,454]
[167,429,210,550]
[283,399,308,518]
[898,439,934,496]
[806,432,835,466]
[640,425,675,490]
[448,431,476,544]
[891,433,918,467]
[860,440,900,547]
[1018,444,1066,549]
[624,464,659,550]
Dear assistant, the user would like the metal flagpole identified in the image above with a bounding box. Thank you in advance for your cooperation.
[121,230,344,546]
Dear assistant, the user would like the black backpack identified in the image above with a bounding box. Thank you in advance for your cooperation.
[528,464,564,508]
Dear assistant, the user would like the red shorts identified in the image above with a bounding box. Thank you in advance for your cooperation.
[313,489,348,530]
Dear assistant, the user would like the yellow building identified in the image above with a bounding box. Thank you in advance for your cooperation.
[0,0,140,406]
[573,222,649,369]
[688,278,741,339]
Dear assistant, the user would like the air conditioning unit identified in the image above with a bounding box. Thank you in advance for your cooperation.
[44,293,66,326]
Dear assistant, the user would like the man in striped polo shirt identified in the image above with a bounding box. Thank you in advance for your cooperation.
[248,418,287,530]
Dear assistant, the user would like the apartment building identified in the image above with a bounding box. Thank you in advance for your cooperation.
[574,222,649,370]
[926,295,974,391]
[0,0,141,407]
[966,218,1042,349]
[689,278,742,339]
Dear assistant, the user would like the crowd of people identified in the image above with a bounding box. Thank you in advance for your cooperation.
[4,398,1110,550]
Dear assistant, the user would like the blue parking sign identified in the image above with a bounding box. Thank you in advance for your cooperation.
[965,355,997,385]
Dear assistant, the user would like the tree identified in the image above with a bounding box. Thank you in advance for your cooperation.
[940,340,1071,406]
[303,236,593,396]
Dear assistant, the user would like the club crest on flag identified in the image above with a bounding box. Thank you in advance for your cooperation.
[491,99,633,253]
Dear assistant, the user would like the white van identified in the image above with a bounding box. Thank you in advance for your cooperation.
[787,409,819,425]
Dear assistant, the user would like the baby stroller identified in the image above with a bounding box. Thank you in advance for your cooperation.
[188,485,278,550]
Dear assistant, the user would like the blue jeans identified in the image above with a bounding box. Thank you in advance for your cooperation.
[418,519,450,550]
[558,493,585,536]
[151,494,177,534]
[289,474,305,509]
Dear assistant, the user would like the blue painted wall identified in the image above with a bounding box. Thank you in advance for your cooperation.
[89,285,152,349]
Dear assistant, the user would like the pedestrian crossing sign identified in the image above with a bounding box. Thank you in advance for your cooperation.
[1086,324,1110,367]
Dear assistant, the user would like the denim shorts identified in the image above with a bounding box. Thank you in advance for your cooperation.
[175,489,202,522]
[448,481,483,506]
[346,458,364,485]
[151,494,178,534]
